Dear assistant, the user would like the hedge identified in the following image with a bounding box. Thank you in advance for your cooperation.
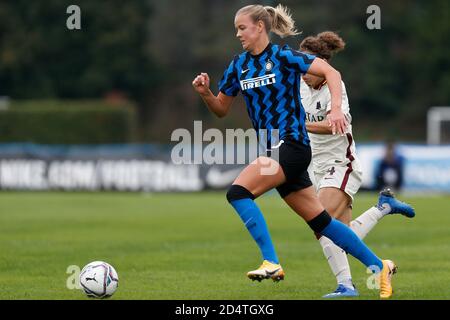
[0,100,138,144]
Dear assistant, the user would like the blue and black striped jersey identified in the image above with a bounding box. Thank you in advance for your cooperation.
[219,43,315,147]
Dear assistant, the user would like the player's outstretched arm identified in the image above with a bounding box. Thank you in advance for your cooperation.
[192,72,234,118]
[307,59,348,135]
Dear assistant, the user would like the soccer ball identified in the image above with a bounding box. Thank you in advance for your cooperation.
[79,261,119,298]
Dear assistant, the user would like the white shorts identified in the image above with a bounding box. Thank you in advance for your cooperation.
[311,165,362,201]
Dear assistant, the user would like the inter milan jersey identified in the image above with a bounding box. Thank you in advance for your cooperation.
[219,43,315,148]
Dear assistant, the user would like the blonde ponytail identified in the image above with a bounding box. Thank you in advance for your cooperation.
[264,4,300,38]
[236,4,300,38]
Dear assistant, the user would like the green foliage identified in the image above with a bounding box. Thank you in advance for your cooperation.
[0,100,137,144]
[0,0,159,100]
[0,1,448,142]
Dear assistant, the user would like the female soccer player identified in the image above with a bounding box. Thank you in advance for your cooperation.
[300,31,415,298]
[192,4,396,298]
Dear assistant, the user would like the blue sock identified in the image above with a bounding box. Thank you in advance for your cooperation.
[229,198,279,264]
[321,219,383,271]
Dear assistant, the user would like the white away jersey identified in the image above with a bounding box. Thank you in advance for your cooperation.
[300,78,361,173]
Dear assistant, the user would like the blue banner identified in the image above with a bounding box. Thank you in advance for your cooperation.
[357,144,450,192]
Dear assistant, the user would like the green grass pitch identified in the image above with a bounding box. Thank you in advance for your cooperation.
[0,191,449,299]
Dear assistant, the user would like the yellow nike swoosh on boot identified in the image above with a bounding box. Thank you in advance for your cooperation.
[247,260,285,282]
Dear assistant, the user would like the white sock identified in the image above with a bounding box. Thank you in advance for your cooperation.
[349,206,384,239]
[319,236,354,288]
[319,206,386,288]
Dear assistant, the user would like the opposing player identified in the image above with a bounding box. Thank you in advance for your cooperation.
[193,4,397,298]
[300,31,415,298]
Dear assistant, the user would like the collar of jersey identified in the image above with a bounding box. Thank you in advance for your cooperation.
[249,42,273,58]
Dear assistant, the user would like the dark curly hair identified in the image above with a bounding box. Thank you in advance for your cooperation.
[299,31,345,60]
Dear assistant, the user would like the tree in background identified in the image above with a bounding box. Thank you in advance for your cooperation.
[0,0,448,142]
[0,1,160,104]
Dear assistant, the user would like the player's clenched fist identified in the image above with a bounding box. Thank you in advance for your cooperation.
[192,72,210,95]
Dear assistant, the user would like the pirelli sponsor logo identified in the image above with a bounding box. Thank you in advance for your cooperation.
[240,74,276,91]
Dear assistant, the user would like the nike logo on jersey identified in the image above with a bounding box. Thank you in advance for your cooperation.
[241,68,250,74]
